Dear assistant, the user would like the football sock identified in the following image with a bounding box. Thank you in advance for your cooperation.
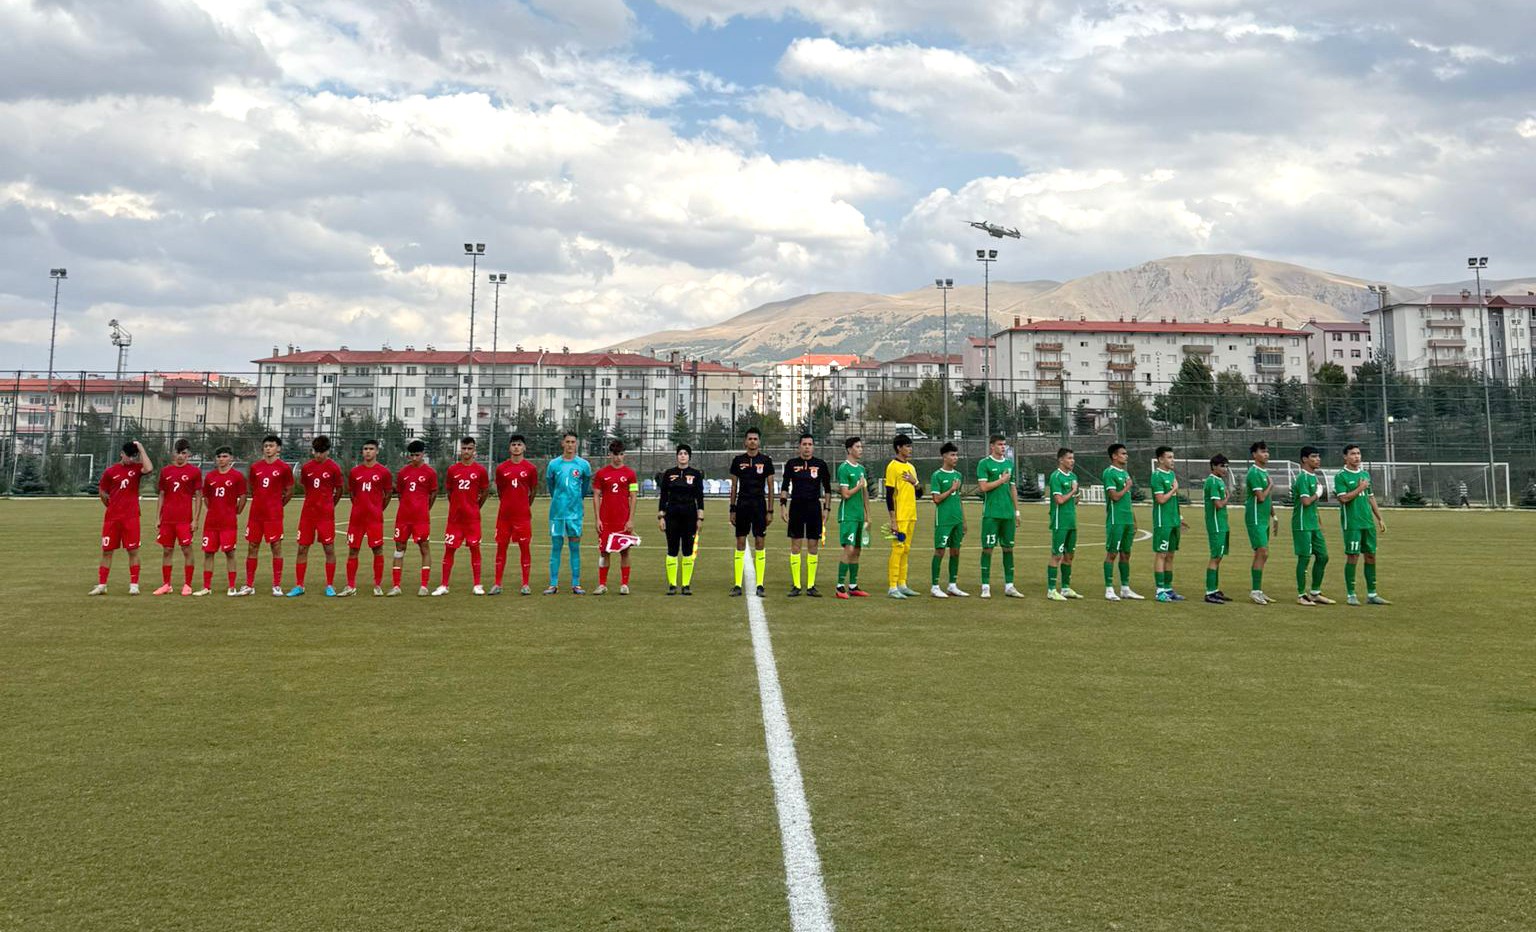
[806,554,818,587]
[1344,561,1357,596]
[1118,561,1131,586]
[621,565,630,586]
[494,543,508,587]
[392,565,404,588]
[442,548,456,586]
[932,555,943,586]
[372,554,384,586]
[325,562,336,586]
[599,561,610,586]
[296,561,307,587]
[838,562,848,587]
[162,565,173,585]
[271,558,283,589]
[733,550,744,587]
[245,558,258,587]
[980,551,992,585]
[97,565,110,585]
[1062,564,1073,588]
[549,535,565,587]
[1047,565,1058,590]
[1251,568,1262,591]
[681,555,695,587]
[227,570,237,589]
[666,555,679,586]
[1296,556,1308,595]
[469,546,482,585]
[518,541,531,586]
[567,539,581,587]
[789,553,802,588]
[184,564,195,587]
[888,545,902,590]
[1002,551,1015,584]
[1364,563,1377,594]
[1206,568,1218,594]
[203,569,213,590]
[850,563,859,588]
[1310,554,1328,590]
[948,553,959,584]
[419,566,430,588]
[1103,561,1115,587]
[129,565,140,585]
[754,550,765,586]
[1165,568,1173,589]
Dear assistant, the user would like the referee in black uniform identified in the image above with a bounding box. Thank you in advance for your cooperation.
[729,427,775,597]
[779,432,832,597]
[657,444,705,596]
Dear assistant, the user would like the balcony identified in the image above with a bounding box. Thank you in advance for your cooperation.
[1035,342,1063,352]
[1035,360,1063,370]
[1427,338,1466,349]
[1256,345,1284,354]
[1107,361,1136,372]
[1106,343,1135,354]
[1183,344,1214,354]
[1255,360,1285,373]
[1037,377,1063,388]
[1426,318,1465,329]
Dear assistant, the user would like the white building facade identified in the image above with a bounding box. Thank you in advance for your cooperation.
[1366,294,1536,379]
[769,354,861,425]
[1303,320,1372,379]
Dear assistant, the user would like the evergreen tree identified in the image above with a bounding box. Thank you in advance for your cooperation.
[1166,356,1216,427]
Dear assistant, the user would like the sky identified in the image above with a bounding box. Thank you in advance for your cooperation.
[2,0,1533,373]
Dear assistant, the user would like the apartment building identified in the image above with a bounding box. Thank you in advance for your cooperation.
[1,373,256,453]
[768,354,861,425]
[1303,320,1372,379]
[1366,293,1536,379]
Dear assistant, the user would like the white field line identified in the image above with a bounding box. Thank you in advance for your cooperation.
[742,552,835,932]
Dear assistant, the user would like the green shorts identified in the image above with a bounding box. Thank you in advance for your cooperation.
[1292,529,1328,558]
[1245,521,1270,550]
[1050,527,1077,555]
[934,522,965,550]
[838,519,864,548]
[1104,523,1136,554]
[980,516,1016,549]
[1151,526,1180,553]
[1208,529,1230,559]
[1342,527,1377,555]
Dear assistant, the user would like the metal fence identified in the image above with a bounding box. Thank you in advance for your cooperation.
[5,367,1535,506]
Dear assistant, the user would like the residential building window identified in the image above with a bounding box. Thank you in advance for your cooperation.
[406,366,417,375]
[405,387,417,397]
[322,375,335,384]
[1333,349,1343,359]
[1350,333,1361,342]
[195,414,205,424]
[1351,350,1362,359]
[404,407,415,417]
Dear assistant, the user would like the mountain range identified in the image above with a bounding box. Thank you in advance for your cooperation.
[606,254,1536,368]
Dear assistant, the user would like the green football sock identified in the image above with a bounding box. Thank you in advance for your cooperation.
[1061,564,1072,588]
[1206,568,1218,594]
[850,563,859,587]
[1296,556,1309,595]
[1311,554,1328,590]
[837,562,848,586]
[932,555,943,586]
[980,551,992,585]
[1002,551,1015,584]
[1103,561,1115,587]
[1118,561,1131,586]
[1251,568,1263,591]
[1047,565,1058,590]
[1154,571,1165,591]
[948,553,959,584]
[1364,562,1377,594]
[1344,561,1357,596]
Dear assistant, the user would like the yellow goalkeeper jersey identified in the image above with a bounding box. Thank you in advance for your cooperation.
[885,459,919,523]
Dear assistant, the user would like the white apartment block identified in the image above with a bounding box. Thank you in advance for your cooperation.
[1,373,255,453]
[1303,320,1372,379]
[877,353,964,390]
[252,348,758,448]
[1366,293,1536,379]
[992,318,1312,412]
[769,354,861,425]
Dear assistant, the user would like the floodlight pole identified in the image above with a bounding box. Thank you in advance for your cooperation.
[463,243,485,434]
[44,268,67,459]
[976,250,998,440]
[488,273,506,460]
[936,277,954,441]
[1470,257,1497,506]
[1369,285,1391,498]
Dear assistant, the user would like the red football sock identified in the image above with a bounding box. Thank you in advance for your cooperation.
[392,565,403,588]
[346,557,359,587]
[227,570,237,589]
[129,565,140,584]
[98,565,110,585]
[621,565,631,586]
[184,564,194,586]
[296,561,308,587]
[325,562,336,585]
[203,569,213,590]
[494,543,508,587]
[162,565,173,585]
[518,540,531,586]
[372,554,384,586]
[441,548,456,586]
[245,558,257,587]
[272,558,283,588]
[469,546,482,585]
[420,566,430,588]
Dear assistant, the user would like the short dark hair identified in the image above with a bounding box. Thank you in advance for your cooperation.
[509,434,525,445]
[745,427,760,438]
[1300,445,1320,458]
[609,439,625,455]
[1155,445,1174,458]
[174,438,191,453]
[892,434,912,449]
[121,441,139,457]
[844,436,861,450]
[362,439,379,448]
[676,443,692,457]
[214,445,233,457]
[459,436,476,446]
[311,435,330,453]
[1107,443,1126,457]
[262,435,281,446]
[1342,443,1360,455]
[562,431,578,441]
[799,433,814,443]
[1249,440,1267,455]
[1057,447,1073,459]
[1210,453,1228,468]
[406,439,426,454]
[989,433,1006,444]
[940,442,958,455]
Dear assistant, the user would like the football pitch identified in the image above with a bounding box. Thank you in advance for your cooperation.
[3,498,1534,931]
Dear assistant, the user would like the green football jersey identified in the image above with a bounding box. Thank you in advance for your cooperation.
[1334,467,1374,530]
[1150,468,1180,529]
[1047,469,1078,529]
[1291,470,1320,531]
[976,456,1015,519]
[1244,465,1271,527]
[931,468,964,526]
[1102,465,1133,526]
[836,460,867,523]
[1203,474,1229,534]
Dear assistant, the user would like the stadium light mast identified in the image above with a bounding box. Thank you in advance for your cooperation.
[1468,256,1497,506]
[1367,285,1391,498]
[975,249,998,440]
[935,277,955,441]
[463,243,486,433]
[109,319,133,445]
[487,272,507,459]
[44,268,67,459]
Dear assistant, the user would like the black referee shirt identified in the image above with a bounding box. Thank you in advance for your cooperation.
[730,453,775,505]
[779,456,832,502]
[657,466,705,514]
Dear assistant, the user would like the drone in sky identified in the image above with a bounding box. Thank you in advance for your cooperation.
[966,220,1022,239]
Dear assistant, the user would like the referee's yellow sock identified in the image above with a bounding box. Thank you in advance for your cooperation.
[754,550,765,587]
[806,554,819,588]
[665,555,678,587]
[733,550,744,587]
[789,553,802,589]
[681,555,695,587]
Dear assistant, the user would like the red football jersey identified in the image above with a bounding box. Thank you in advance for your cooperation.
[247,458,294,522]
[100,462,146,522]
[300,457,344,518]
[594,465,638,526]
[202,468,248,529]
[495,459,538,521]
[348,464,393,522]
[157,464,203,525]
[445,461,489,524]
[394,463,437,523]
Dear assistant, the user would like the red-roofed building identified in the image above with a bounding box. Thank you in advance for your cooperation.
[0,373,255,453]
[1366,293,1536,379]
[769,354,862,425]
[1302,320,1372,378]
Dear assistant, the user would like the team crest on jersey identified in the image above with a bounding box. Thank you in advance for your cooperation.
[755,463,763,474]
[685,474,694,485]
[809,466,818,478]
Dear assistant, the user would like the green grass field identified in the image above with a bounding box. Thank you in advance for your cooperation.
[3,497,1534,930]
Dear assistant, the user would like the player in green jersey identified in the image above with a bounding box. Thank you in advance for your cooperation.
[1334,443,1390,605]
[976,434,1025,598]
[1046,447,1083,601]
[929,442,969,598]
[1202,453,1233,603]
[835,437,871,599]
[1290,445,1333,605]
[1149,445,1189,602]
[1101,443,1144,601]
[1244,441,1277,604]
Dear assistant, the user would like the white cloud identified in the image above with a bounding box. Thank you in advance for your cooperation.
[743,87,877,134]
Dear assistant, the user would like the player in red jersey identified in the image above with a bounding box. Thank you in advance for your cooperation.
[341,439,393,596]
[288,434,345,598]
[390,439,438,596]
[193,446,248,596]
[90,440,155,595]
[241,434,294,597]
[492,433,538,595]
[432,436,491,596]
[154,438,202,596]
[593,439,639,595]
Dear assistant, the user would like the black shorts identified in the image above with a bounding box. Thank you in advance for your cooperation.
[664,510,696,557]
[733,501,768,538]
[786,499,823,540]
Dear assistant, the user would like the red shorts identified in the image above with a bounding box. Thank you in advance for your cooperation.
[347,519,384,550]
[201,526,238,554]
[495,513,530,545]
[598,523,630,553]
[443,520,482,548]
[298,512,336,546]
[393,520,431,545]
[101,518,141,552]
[156,522,193,548]
[245,518,284,545]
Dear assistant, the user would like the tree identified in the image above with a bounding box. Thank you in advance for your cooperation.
[1312,362,1350,425]
[1213,370,1258,428]
[1166,356,1216,427]
[670,405,694,446]
[1073,398,1096,436]
[1110,384,1153,439]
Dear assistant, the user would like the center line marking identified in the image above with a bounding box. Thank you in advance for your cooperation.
[743,552,835,932]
